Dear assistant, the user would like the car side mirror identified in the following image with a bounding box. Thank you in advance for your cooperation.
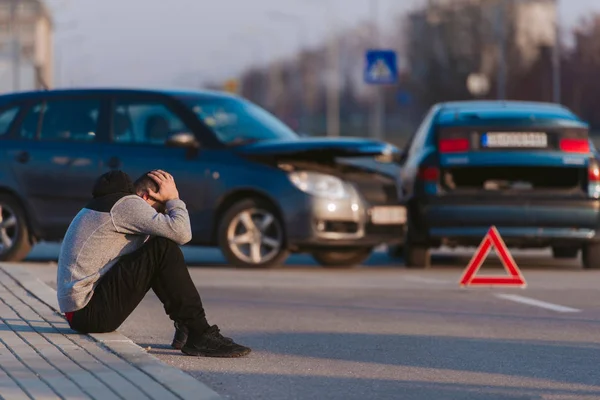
[166,132,199,149]
[166,132,200,159]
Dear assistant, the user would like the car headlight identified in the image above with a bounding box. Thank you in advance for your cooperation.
[288,171,349,199]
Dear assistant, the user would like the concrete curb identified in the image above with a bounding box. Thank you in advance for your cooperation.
[0,263,223,400]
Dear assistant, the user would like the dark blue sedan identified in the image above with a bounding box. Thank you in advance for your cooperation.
[0,88,406,268]
[393,100,600,269]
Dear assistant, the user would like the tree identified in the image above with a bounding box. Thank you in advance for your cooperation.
[563,14,600,129]
[402,0,566,114]
[403,1,490,112]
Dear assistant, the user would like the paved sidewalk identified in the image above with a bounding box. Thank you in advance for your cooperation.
[0,263,222,400]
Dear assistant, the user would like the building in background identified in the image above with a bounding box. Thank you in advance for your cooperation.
[0,0,53,93]
[511,0,558,69]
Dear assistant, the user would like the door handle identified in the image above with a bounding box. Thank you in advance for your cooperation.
[16,151,29,164]
[107,156,121,169]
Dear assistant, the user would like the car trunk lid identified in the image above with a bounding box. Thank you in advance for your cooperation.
[435,124,592,196]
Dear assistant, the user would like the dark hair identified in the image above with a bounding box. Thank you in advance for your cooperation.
[92,170,135,198]
[133,172,159,195]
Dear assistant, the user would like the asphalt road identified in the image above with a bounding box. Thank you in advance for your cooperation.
[20,243,600,400]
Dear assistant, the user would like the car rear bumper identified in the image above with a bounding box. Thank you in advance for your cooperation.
[414,196,600,246]
[429,227,596,247]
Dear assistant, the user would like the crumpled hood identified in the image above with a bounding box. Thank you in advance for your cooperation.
[234,137,401,163]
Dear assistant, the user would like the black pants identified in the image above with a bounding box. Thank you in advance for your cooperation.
[70,237,209,335]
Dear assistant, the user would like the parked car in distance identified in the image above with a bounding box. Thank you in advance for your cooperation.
[0,88,406,268]
[391,100,600,269]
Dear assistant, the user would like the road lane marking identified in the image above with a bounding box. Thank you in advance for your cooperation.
[495,294,581,313]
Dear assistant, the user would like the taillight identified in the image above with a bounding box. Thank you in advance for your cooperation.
[439,138,469,153]
[418,166,440,182]
[589,162,600,182]
[588,159,600,198]
[560,138,590,153]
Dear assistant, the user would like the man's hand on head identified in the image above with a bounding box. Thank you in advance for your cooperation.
[147,170,180,203]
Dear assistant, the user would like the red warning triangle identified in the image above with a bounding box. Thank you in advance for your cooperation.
[459,226,526,287]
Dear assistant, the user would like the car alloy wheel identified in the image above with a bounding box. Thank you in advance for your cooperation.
[226,208,284,265]
[0,203,19,257]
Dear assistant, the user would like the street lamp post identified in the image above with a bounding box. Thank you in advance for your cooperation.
[8,0,21,92]
[370,0,385,141]
[323,1,340,137]
[552,0,561,104]
[267,11,310,132]
[326,25,340,137]
[230,27,286,111]
[495,0,507,100]
[298,0,340,137]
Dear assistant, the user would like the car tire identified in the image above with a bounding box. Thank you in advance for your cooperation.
[404,245,431,269]
[387,244,404,260]
[0,194,32,262]
[218,198,289,268]
[403,215,431,268]
[552,246,579,259]
[582,243,600,269]
[312,247,373,268]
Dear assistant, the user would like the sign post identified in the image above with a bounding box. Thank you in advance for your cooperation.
[364,50,398,141]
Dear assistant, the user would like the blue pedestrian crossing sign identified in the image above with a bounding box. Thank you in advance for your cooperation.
[364,50,398,85]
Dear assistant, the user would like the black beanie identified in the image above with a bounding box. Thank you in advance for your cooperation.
[91,170,135,198]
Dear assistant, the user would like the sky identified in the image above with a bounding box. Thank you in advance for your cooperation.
[46,0,600,89]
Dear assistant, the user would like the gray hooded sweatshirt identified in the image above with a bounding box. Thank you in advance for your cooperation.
[56,172,192,313]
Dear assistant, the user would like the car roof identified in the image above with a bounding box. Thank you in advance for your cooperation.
[0,87,238,103]
[434,100,587,127]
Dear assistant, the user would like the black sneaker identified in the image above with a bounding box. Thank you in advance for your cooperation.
[171,322,188,350]
[181,325,251,358]
[171,322,234,350]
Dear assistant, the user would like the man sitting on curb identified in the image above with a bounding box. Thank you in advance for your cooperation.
[57,169,251,358]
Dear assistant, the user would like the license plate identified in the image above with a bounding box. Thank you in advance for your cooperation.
[481,132,548,148]
[370,206,406,225]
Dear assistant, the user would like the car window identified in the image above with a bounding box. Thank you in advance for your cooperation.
[0,106,19,137]
[112,101,190,146]
[179,96,298,145]
[19,99,100,142]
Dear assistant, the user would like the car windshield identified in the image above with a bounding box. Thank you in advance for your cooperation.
[180,96,299,145]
